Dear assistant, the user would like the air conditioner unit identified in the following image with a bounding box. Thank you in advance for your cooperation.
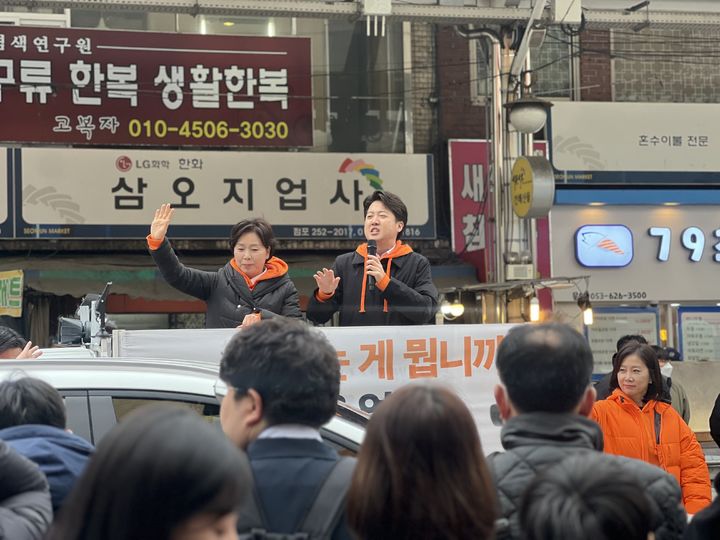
[506,264,534,281]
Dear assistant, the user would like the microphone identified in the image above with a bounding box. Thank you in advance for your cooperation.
[367,240,377,290]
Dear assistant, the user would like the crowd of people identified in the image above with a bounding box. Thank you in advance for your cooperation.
[0,319,717,539]
[0,190,717,538]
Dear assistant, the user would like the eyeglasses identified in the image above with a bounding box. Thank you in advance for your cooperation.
[213,379,230,403]
[213,379,245,404]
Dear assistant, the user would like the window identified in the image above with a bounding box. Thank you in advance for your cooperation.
[471,28,574,104]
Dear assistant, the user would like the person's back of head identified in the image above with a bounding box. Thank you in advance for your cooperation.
[520,454,654,540]
[47,404,250,540]
[347,384,496,540]
[616,334,648,352]
[651,345,668,361]
[495,323,594,414]
[0,327,26,359]
[219,319,340,446]
[0,377,66,429]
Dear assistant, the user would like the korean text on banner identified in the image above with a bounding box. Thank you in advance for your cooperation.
[16,148,435,240]
[0,27,312,147]
[0,270,23,317]
[113,323,515,454]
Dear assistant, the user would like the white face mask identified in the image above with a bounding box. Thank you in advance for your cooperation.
[660,362,673,378]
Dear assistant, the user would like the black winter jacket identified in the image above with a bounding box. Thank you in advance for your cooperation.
[306,246,438,326]
[487,413,687,540]
[710,393,720,448]
[684,474,720,540]
[150,239,301,328]
[0,441,53,540]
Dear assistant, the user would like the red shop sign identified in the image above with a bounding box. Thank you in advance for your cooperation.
[0,27,312,147]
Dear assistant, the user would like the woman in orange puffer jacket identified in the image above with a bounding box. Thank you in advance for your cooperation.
[591,342,711,515]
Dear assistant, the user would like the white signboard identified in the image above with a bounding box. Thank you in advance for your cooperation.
[17,148,435,239]
[551,205,720,302]
[550,102,720,182]
[113,324,514,454]
[585,309,659,373]
[679,308,720,362]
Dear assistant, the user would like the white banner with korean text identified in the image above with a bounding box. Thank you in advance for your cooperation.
[15,147,434,239]
[113,324,514,453]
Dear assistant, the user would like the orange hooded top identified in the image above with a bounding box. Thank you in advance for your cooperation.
[315,241,414,313]
[591,389,711,514]
[147,234,288,291]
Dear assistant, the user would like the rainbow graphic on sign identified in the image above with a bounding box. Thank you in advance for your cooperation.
[339,158,384,190]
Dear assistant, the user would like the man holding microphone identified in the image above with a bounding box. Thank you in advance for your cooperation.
[307,191,438,326]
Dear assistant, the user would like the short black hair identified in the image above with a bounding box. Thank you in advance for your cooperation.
[228,218,276,258]
[0,327,26,355]
[616,334,647,352]
[520,455,653,540]
[220,319,340,428]
[496,323,594,413]
[0,377,66,429]
[651,345,669,361]
[363,191,408,239]
[609,342,662,402]
[47,404,250,540]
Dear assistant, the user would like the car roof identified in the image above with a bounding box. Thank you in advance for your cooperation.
[0,357,218,395]
[0,357,366,445]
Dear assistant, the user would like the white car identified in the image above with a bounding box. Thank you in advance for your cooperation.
[0,356,366,453]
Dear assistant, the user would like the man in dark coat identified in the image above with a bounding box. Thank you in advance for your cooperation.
[710,392,720,448]
[488,323,687,540]
[307,191,438,326]
[0,377,94,511]
[684,473,720,540]
[218,319,354,539]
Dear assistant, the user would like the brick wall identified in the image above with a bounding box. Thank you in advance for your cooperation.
[412,23,436,153]
[580,30,613,101]
[613,28,720,103]
[436,25,486,140]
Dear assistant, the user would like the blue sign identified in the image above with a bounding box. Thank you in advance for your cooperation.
[575,224,633,267]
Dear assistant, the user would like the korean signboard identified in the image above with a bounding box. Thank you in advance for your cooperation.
[585,307,659,373]
[551,205,720,302]
[0,27,312,147]
[7,147,435,239]
[0,149,8,238]
[678,307,720,362]
[550,101,720,183]
[448,139,549,283]
[114,323,515,454]
[0,270,23,317]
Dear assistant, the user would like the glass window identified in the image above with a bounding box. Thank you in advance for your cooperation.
[471,28,573,102]
[327,20,406,153]
[112,397,220,425]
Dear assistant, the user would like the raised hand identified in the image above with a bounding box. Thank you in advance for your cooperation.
[150,203,174,241]
[313,268,340,295]
[16,341,42,359]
